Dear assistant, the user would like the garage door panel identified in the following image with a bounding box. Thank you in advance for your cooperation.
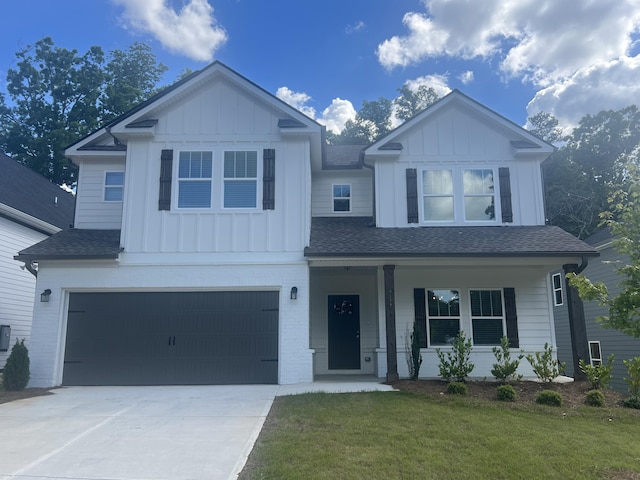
[64,291,279,385]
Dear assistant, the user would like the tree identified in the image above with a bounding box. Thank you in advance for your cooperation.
[394,84,440,122]
[0,37,167,186]
[527,112,565,144]
[2,339,30,391]
[568,163,640,338]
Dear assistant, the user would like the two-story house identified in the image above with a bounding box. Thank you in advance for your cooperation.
[17,62,597,387]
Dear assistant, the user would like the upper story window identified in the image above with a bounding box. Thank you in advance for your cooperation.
[178,151,212,208]
[470,289,504,346]
[333,184,351,212]
[420,168,500,223]
[104,172,124,202]
[552,273,564,306]
[224,151,257,208]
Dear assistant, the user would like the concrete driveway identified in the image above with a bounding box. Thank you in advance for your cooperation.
[0,380,393,480]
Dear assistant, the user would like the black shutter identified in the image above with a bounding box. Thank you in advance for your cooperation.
[263,149,275,210]
[504,287,519,348]
[406,168,419,223]
[159,149,173,211]
[413,288,427,348]
[499,167,513,223]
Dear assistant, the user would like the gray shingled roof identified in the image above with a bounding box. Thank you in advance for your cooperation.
[324,145,364,169]
[305,217,599,258]
[0,152,75,230]
[16,229,122,261]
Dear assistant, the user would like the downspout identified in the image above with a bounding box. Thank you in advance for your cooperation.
[563,255,591,381]
[361,151,376,227]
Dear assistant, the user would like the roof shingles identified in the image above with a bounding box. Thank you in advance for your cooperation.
[16,229,122,261]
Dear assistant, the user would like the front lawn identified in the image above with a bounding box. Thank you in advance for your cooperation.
[239,386,640,480]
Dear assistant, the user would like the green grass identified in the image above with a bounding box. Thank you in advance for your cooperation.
[240,391,640,480]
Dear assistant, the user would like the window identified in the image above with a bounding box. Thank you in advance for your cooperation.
[464,169,495,221]
[427,289,460,345]
[178,151,212,208]
[470,290,504,345]
[104,172,124,202]
[333,184,351,212]
[589,341,602,366]
[224,151,257,208]
[422,170,454,221]
[552,273,564,306]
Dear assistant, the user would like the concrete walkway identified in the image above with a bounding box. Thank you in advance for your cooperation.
[0,380,393,480]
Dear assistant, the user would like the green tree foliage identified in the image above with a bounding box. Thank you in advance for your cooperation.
[0,37,166,186]
[527,111,566,144]
[568,164,640,337]
[394,85,440,122]
[2,339,30,391]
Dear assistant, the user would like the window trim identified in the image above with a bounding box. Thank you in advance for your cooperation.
[552,273,564,306]
[332,183,352,213]
[103,171,124,203]
[222,150,260,210]
[175,150,214,210]
[469,289,506,346]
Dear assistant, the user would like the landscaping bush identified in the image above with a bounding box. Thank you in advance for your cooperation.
[436,332,474,382]
[491,336,524,384]
[497,384,517,402]
[535,390,562,407]
[585,389,606,407]
[447,381,467,395]
[2,339,30,391]
[579,354,614,390]
[526,343,566,383]
[623,356,640,399]
[622,397,640,409]
[404,321,422,380]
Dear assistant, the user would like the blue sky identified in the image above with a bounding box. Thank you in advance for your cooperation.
[2,0,639,134]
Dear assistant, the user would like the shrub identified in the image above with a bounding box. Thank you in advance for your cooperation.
[404,321,423,380]
[535,390,562,406]
[579,354,614,390]
[526,343,566,383]
[623,357,640,399]
[2,339,30,391]
[585,389,606,407]
[622,397,640,409]
[497,384,517,402]
[491,336,524,384]
[447,381,467,395]
[436,331,474,382]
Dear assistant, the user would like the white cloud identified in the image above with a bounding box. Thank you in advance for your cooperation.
[404,74,452,97]
[276,87,317,118]
[113,0,227,62]
[459,71,474,84]
[346,20,365,34]
[319,98,357,134]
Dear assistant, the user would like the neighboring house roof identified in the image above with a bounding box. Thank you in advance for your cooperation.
[324,145,364,169]
[304,217,599,258]
[16,229,122,261]
[0,152,75,233]
[584,228,614,248]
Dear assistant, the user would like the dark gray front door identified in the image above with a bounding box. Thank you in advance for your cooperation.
[63,291,278,385]
[328,295,360,370]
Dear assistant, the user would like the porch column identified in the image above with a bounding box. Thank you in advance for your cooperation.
[563,264,589,381]
[383,265,399,382]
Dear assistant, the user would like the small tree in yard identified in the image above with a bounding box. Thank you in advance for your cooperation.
[526,343,565,383]
[405,321,423,380]
[2,339,30,391]
[436,331,474,382]
[491,336,524,384]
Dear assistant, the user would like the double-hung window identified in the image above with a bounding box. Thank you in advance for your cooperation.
[422,170,454,221]
[178,151,212,208]
[224,151,257,208]
[333,184,351,212]
[104,171,124,202]
[552,273,564,306]
[463,169,496,220]
[427,289,460,345]
[470,290,505,345]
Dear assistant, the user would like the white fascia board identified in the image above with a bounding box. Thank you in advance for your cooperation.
[0,203,61,235]
[306,256,584,269]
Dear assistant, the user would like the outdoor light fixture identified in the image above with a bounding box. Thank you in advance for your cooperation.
[40,289,52,302]
[290,286,298,300]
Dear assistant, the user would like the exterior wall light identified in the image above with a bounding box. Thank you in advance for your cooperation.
[290,286,298,300]
[40,289,52,303]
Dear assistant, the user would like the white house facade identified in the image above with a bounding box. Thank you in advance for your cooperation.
[17,63,597,387]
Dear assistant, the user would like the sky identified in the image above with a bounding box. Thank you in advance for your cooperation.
[1,0,640,135]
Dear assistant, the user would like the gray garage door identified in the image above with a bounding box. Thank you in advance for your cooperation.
[63,291,279,385]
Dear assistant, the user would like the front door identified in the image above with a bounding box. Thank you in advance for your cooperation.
[328,295,360,370]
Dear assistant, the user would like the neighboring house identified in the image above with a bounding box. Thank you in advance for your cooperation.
[554,229,640,393]
[16,62,597,387]
[0,152,74,368]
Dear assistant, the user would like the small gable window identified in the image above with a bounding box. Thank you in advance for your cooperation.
[104,171,124,202]
[178,151,213,208]
[224,151,257,208]
[552,273,564,306]
[333,184,351,212]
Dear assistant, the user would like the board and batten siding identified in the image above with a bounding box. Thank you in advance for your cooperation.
[74,157,125,229]
[0,217,48,365]
[311,171,372,217]
[374,104,545,228]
